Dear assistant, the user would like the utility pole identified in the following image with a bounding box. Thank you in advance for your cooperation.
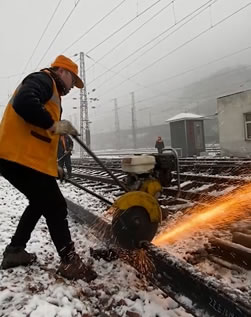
[131,92,137,149]
[114,98,121,149]
[79,52,90,159]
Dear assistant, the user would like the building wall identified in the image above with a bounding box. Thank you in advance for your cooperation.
[217,90,251,157]
[170,121,187,156]
[186,120,205,156]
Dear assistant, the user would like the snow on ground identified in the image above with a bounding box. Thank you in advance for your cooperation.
[58,179,251,305]
[0,177,193,317]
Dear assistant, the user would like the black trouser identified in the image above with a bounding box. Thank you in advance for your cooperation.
[58,153,72,177]
[0,159,74,258]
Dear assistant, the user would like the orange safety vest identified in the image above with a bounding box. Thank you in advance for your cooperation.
[0,70,61,176]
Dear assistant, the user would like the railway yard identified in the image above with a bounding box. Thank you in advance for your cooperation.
[0,153,251,317]
[67,154,251,316]
[1,1,251,316]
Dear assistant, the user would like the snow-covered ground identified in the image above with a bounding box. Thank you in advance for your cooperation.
[58,179,251,306]
[0,177,193,317]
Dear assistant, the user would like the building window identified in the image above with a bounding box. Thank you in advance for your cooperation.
[244,112,251,140]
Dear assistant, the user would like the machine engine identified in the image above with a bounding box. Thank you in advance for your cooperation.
[121,152,176,195]
[111,152,176,249]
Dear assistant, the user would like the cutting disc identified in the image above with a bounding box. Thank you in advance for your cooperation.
[111,191,161,249]
[112,206,158,249]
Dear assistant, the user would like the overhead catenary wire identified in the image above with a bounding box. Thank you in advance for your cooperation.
[62,0,128,54]
[172,0,177,24]
[91,71,251,125]
[86,0,165,55]
[0,72,26,80]
[141,45,251,90]
[86,0,174,71]
[87,0,216,86]
[128,1,251,80]
[85,54,163,95]
[90,45,251,120]
[17,0,63,84]
[100,44,251,107]
[35,0,81,69]
[0,0,211,85]
[94,1,251,99]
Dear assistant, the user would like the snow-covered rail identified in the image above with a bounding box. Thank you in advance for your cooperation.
[66,198,251,317]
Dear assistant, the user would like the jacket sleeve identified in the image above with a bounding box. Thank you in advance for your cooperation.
[68,136,74,149]
[12,72,55,129]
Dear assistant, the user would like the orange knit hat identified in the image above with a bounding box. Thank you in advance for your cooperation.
[51,55,84,88]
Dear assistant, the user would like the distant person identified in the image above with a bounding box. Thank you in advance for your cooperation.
[155,136,165,154]
[58,134,73,178]
[0,55,97,281]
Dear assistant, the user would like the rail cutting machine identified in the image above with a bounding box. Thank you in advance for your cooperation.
[69,136,178,250]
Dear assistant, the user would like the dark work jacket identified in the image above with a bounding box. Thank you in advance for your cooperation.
[155,140,165,151]
[12,69,65,129]
[58,135,74,158]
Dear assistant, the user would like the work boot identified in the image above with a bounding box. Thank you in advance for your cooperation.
[1,245,37,269]
[58,252,97,281]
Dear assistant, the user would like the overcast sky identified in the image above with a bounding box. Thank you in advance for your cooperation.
[1,0,251,133]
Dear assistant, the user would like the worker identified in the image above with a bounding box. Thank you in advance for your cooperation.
[58,134,74,178]
[0,55,97,281]
[155,136,165,154]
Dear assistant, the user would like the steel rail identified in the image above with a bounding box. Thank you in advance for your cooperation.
[73,136,129,192]
[66,198,251,317]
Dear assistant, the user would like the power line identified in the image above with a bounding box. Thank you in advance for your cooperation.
[142,45,251,89]
[172,0,177,24]
[91,72,251,123]
[62,0,128,54]
[100,44,251,106]
[86,0,165,55]
[0,72,24,80]
[17,0,63,84]
[119,1,219,76]
[96,1,251,98]
[87,0,216,86]
[86,0,173,71]
[1,0,209,84]
[128,1,251,80]
[86,55,157,93]
[92,55,251,120]
[35,0,81,69]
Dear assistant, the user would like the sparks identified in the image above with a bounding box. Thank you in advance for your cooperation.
[119,248,156,276]
[153,183,251,246]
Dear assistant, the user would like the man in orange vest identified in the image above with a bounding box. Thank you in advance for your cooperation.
[0,55,97,281]
[58,134,74,178]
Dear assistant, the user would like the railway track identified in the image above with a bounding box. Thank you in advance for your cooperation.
[65,198,251,317]
[71,156,250,207]
[61,156,251,316]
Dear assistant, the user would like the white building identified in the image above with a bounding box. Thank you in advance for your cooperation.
[217,90,251,157]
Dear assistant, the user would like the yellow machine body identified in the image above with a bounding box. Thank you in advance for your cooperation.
[139,179,162,198]
[112,191,162,224]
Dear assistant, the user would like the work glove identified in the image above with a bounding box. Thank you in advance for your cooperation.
[50,120,79,136]
[57,166,65,182]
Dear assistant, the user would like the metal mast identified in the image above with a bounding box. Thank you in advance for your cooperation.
[79,52,90,159]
